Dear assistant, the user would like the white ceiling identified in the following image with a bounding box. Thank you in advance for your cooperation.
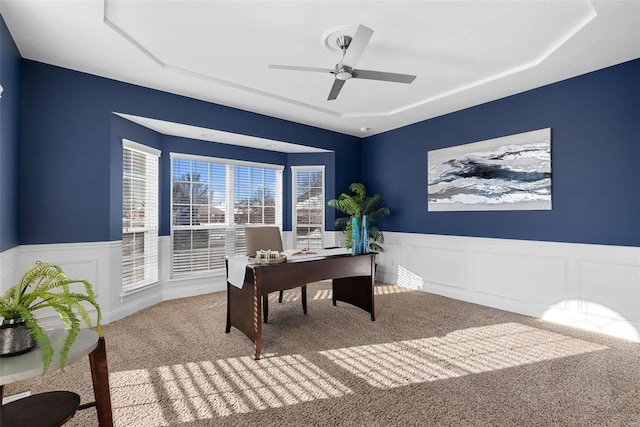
[2,1,639,141]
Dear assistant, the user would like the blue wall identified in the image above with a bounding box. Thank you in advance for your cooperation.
[363,59,640,247]
[19,60,362,244]
[0,15,21,252]
[4,19,638,249]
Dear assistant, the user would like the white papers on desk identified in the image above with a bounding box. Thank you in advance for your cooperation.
[286,247,352,261]
[227,255,249,288]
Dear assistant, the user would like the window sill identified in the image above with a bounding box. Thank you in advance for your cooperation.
[120,280,160,299]
[168,269,225,285]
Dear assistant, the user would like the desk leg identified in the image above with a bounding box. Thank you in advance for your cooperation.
[253,271,263,360]
[226,283,232,333]
[89,337,113,427]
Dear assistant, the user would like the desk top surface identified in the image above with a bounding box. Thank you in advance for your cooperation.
[0,329,99,385]
[250,248,374,266]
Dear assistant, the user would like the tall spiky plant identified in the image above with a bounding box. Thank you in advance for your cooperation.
[328,182,390,251]
[0,261,102,373]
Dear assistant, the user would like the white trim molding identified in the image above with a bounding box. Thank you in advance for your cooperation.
[375,232,640,342]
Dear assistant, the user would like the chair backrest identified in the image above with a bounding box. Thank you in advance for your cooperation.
[245,226,283,256]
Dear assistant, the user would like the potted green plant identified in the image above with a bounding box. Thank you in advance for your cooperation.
[328,182,390,252]
[0,261,102,373]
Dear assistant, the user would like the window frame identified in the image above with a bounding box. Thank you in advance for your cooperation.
[291,165,325,250]
[122,139,161,293]
[170,152,284,278]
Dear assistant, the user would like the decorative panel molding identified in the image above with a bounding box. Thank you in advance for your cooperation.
[579,261,640,322]
[377,232,640,342]
[474,251,566,304]
[0,246,20,292]
[406,244,470,290]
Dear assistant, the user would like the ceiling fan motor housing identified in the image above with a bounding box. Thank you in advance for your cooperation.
[336,35,352,50]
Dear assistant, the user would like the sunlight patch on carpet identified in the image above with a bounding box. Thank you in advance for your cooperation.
[109,354,352,425]
[319,322,608,389]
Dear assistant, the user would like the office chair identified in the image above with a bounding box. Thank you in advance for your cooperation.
[245,226,307,323]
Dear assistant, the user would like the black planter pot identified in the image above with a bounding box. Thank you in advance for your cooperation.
[0,318,37,357]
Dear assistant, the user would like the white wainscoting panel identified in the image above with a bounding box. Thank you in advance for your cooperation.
[0,245,20,291]
[376,232,640,342]
[5,231,636,343]
[579,261,640,322]
[9,242,114,328]
[8,241,163,328]
[474,252,566,305]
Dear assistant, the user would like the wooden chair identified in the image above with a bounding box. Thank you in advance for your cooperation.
[245,226,307,323]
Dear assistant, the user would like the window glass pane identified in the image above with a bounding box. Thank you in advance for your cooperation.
[173,159,191,180]
[264,207,276,224]
[250,168,263,184]
[170,157,282,276]
[234,166,249,183]
[249,209,263,224]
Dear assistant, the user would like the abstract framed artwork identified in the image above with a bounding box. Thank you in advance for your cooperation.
[427,128,551,211]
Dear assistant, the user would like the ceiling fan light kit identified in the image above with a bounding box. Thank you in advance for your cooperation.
[269,24,417,100]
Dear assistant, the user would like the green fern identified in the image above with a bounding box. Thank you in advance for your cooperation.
[0,262,102,373]
[328,182,390,251]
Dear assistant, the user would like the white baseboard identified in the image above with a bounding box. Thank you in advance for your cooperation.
[376,232,640,342]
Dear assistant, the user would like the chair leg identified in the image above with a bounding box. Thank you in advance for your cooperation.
[278,290,284,303]
[263,295,269,324]
[301,285,307,314]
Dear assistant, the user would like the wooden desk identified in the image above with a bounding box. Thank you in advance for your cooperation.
[226,252,376,359]
[0,329,113,426]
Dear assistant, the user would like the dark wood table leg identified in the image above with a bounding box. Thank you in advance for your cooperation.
[254,270,263,360]
[226,282,232,333]
[301,285,308,314]
[263,295,269,324]
[89,337,113,427]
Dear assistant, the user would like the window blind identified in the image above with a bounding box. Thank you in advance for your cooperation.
[122,141,160,291]
[170,154,282,276]
[292,166,325,249]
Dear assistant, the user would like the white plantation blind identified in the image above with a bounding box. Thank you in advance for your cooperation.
[122,140,160,291]
[170,153,282,276]
[292,166,325,249]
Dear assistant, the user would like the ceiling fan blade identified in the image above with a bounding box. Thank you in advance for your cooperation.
[353,69,417,84]
[327,78,346,100]
[342,24,374,68]
[268,65,333,74]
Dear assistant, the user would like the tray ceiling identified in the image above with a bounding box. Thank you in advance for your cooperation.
[2,1,639,138]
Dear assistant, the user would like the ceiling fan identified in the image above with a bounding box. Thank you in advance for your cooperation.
[269,25,417,100]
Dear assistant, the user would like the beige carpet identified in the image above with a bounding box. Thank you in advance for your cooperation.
[5,281,640,426]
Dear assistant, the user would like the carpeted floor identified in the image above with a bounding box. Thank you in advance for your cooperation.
[4,281,640,426]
